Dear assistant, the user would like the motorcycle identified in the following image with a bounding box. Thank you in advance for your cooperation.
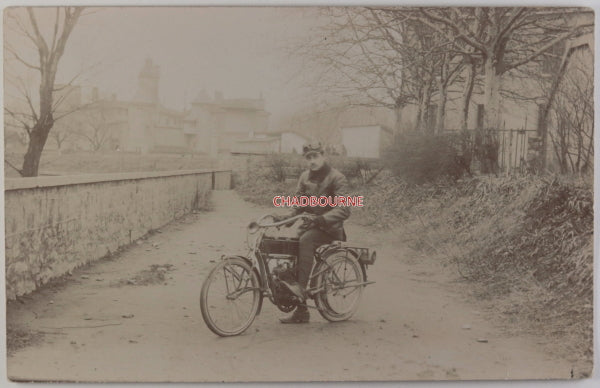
[200,213,376,337]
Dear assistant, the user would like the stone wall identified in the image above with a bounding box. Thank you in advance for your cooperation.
[4,170,231,299]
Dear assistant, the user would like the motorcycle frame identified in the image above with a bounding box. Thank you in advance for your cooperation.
[241,215,373,308]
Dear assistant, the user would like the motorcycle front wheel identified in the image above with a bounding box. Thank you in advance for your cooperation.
[314,252,364,322]
[200,257,261,336]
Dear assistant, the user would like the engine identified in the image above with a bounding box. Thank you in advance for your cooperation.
[270,262,298,312]
[272,262,296,282]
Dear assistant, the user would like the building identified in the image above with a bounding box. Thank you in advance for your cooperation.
[51,58,270,155]
[186,89,270,155]
[278,104,396,157]
[230,134,280,154]
[279,131,309,154]
[341,125,393,158]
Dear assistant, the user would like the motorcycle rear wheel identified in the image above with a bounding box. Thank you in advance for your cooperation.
[200,257,261,336]
[314,252,364,322]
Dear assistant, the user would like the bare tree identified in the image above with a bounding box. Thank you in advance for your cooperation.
[294,7,479,136]
[76,109,114,152]
[293,8,421,137]
[458,54,480,131]
[49,120,75,153]
[548,52,593,174]
[4,7,84,176]
[416,7,593,129]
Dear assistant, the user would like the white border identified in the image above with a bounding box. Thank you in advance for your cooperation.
[1,1,598,388]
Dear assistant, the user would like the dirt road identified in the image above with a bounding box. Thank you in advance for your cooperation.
[6,190,575,382]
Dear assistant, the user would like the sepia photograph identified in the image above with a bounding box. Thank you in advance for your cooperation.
[2,1,596,383]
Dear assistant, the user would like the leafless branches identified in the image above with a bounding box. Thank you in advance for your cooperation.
[415,7,593,128]
[294,6,592,139]
[73,108,116,152]
[549,53,593,174]
[4,6,84,176]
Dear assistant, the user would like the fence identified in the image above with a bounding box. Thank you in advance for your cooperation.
[444,128,540,173]
[496,129,539,172]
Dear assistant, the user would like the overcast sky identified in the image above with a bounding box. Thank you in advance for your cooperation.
[4,6,325,126]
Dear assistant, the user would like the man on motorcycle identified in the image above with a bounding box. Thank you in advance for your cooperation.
[275,141,351,324]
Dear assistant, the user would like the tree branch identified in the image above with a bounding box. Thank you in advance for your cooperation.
[50,8,60,54]
[504,24,593,72]
[5,45,41,70]
[418,8,487,53]
[4,159,24,177]
[26,8,49,56]
[496,7,527,44]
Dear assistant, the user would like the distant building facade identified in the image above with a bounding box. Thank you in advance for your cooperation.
[341,125,393,158]
[278,105,396,158]
[230,135,280,154]
[279,131,309,154]
[52,58,270,155]
[186,89,270,155]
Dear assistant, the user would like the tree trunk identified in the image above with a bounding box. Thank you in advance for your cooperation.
[582,130,593,173]
[21,56,57,176]
[558,121,569,173]
[460,59,476,131]
[393,102,403,141]
[483,58,502,130]
[22,122,51,176]
[16,7,83,177]
[418,74,433,133]
[415,87,423,131]
[435,83,448,134]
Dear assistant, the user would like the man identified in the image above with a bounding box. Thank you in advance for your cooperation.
[277,141,351,324]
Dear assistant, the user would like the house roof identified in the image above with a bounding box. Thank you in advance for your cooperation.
[254,130,310,140]
[341,124,394,134]
[192,94,267,112]
[234,136,279,143]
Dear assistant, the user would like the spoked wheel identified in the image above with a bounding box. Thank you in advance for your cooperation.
[314,252,364,322]
[200,257,261,336]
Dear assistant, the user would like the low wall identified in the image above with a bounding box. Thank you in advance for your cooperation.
[227,154,268,186]
[226,153,305,186]
[4,169,231,299]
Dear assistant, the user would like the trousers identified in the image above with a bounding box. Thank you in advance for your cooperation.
[297,228,336,288]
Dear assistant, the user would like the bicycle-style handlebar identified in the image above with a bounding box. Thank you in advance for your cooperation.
[247,213,315,233]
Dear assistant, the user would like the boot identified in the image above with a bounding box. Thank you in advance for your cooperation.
[279,305,310,324]
[280,280,307,302]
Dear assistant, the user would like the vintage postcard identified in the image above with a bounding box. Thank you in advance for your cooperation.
[2,2,595,384]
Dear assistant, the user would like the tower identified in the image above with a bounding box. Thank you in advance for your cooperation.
[133,58,160,104]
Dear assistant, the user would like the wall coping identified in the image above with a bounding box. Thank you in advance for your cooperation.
[4,169,231,191]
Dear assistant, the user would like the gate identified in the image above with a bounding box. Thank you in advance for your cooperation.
[497,129,538,172]
[444,128,539,173]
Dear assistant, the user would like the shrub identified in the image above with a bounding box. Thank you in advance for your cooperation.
[383,133,470,184]
[262,153,304,183]
[328,155,382,185]
[265,153,289,183]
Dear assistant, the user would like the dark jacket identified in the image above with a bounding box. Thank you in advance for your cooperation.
[291,163,351,240]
